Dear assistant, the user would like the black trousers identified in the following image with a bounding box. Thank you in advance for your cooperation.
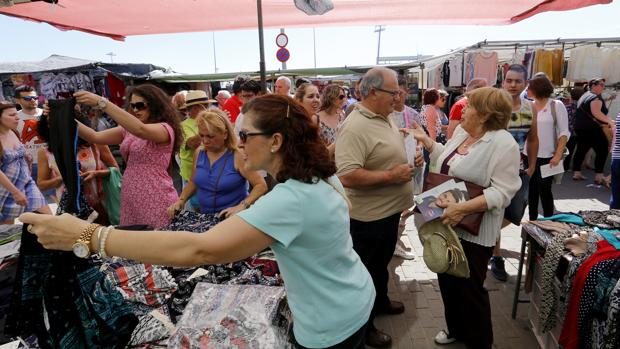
[437,239,494,349]
[528,157,555,221]
[563,134,578,171]
[572,127,609,173]
[350,212,400,325]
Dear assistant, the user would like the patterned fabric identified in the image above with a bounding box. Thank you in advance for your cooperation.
[119,123,179,228]
[602,279,620,349]
[417,104,443,140]
[129,307,175,347]
[160,210,223,233]
[565,101,577,134]
[167,261,283,321]
[538,227,577,332]
[56,180,95,219]
[580,210,620,229]
[0,145,46,221]
[168,283,292,349]
[101,259,177,308]
[5,224,138,349]
[319,120,337,145]
[578,259,616,349]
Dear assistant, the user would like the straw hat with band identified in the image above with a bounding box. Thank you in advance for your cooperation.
[418,220,470,278]
[183,90,216,109]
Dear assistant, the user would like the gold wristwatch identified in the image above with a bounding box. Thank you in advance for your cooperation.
[72,223,100,258]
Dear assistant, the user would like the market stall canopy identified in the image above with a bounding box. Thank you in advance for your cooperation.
[0,54,167,77]
[0,0,612,41]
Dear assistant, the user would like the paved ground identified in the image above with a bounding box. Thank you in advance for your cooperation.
[379,168,611,349]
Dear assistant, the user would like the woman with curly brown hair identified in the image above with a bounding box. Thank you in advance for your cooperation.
[72,84,183,228]
[23,94,375,349]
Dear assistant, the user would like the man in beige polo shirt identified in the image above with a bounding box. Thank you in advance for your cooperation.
[336,67,414,348]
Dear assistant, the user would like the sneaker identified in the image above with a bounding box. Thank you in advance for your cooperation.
[490,256,508,282]
[434,330,457,345]
[394,245,415,260]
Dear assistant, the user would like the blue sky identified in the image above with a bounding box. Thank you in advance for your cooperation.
[3,1,619,74]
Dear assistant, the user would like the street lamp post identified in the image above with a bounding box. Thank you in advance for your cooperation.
[106,52,116,63]
[374,25,385,65]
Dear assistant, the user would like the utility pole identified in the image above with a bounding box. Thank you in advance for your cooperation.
[212,32,218,73]
[313,28,317,75]
[106,52,116,63]
[374,25,385,65]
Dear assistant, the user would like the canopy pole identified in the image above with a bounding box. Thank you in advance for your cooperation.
[257,0,266,93]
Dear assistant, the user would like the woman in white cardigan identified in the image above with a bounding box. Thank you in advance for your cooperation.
[411,87,521,349]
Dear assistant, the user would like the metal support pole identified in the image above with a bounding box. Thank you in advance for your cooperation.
[374,25,385,65]
[257,0,266,93]
[280,28,287,71]
[212,32,218,73]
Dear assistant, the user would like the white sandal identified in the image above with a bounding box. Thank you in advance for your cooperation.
[434,330,457,344]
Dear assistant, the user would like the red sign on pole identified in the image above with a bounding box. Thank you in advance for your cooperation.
[276,48,290,62]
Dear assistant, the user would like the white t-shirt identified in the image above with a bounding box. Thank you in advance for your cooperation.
[16,108,46,163]
[525,99,571,158]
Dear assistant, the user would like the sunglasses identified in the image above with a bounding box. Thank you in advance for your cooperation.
[338,95,346,100]
[21,96,38,101]
[238,130,272,143]
[129,102,148,111]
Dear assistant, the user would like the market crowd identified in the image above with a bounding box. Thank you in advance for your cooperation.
[1,64,618,349]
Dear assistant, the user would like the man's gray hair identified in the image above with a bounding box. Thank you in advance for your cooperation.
[359,67,396,99]
[276,76,291,87]
[217,90,231,98]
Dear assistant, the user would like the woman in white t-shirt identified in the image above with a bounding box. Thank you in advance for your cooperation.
[525,73,570,220]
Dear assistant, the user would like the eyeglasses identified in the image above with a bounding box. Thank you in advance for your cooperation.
[338,94,346,100]
[374,87,400,97]
[238,130,272,143]
[21,96,38,101]
[129,102,148,111]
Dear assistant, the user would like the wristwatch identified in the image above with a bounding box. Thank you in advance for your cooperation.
[72,223,100,258]
[96,97,109,110]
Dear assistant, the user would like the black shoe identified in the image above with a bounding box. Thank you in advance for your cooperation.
[491,256,508,282]
[377,300,405,315]
[365,327,392,348]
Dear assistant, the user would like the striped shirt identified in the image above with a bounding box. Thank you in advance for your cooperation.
[612,113,620,160]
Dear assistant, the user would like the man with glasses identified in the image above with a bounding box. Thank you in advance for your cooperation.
[179,90,212,211]
[336,67,415,348]
[14,85,45,180]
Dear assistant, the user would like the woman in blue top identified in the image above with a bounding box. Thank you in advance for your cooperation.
[167,109,267,218]
[23,95,375,348]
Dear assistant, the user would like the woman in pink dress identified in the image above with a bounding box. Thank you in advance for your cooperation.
[73,84,183,228]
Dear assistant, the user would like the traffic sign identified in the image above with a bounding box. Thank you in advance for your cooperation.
[276,33,289,47]
[276,48,290,62]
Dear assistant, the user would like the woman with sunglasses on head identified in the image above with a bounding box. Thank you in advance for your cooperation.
[71,84,183,228]
[294,82,321,121]
[22,94,375,349]
[167,109,267,219]
[317,84,347,146]
[0,102,51,224]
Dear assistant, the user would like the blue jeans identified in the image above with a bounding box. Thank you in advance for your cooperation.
[610,159,620,209]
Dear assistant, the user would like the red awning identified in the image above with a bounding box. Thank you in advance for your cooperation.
[0,0,612,41]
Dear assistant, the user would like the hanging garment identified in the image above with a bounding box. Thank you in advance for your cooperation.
[559,240,620,349]
[472,51,498,87]
[566,46,604,82]
[533,49,564,85]
[601,47,620,84]
[48,98,81,213]
[4,224,138,349]
[448,55,463,87]
[168,283,292,349]
[538,227,579,332]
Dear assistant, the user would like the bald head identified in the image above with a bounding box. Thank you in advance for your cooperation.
[275,76,292,96]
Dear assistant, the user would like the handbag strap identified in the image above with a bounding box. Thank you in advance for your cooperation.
[550,99,559,149]
[211,151,231,212]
